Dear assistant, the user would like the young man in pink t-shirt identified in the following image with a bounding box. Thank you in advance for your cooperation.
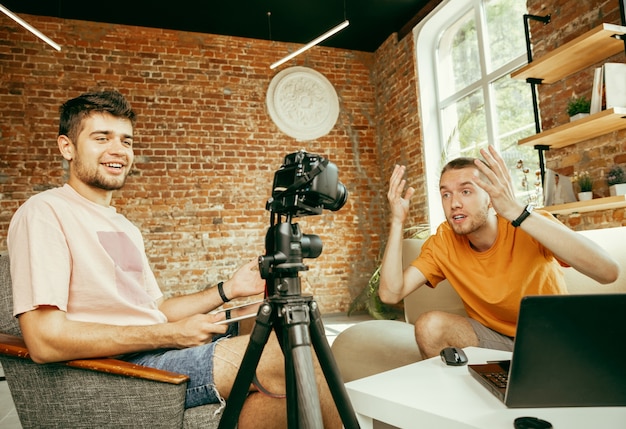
[379,146,619,358]
[8,90,340,428]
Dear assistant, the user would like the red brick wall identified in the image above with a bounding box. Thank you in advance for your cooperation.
[0,14,414,312]
[526,0,626,229]
[374,33,428,230]
[4,2,619,313]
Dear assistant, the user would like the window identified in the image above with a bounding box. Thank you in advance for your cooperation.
[415,0,539,228]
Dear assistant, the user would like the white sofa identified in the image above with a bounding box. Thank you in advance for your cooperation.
[331,226,626,382]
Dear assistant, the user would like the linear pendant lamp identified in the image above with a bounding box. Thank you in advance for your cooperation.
[270,20,349,69]
[0,3,61,51]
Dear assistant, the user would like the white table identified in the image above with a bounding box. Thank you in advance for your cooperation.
[345,347,626,429]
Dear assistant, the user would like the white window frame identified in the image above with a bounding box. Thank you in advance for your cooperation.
[413,0,529,231]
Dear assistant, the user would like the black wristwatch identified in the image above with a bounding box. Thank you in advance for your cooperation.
[511,204,534,227]
[217,281,230,303]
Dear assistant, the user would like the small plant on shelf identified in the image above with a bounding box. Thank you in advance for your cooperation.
[574,171,593,192]
[607,165,625,186]
[566,96,591,117]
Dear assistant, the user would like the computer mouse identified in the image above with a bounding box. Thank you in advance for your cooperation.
[439,347,468,366]
[514,416,553,429]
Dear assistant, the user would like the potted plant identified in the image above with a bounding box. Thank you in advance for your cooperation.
[566,96,591,122]
[607,165,626,196]
[348,224,430,320]
[574,171,593,201]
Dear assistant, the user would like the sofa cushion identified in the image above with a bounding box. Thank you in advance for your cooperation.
[563,227,626,294]
[0,254,21,336]
[401,239,467,324]
[331,320,421,383]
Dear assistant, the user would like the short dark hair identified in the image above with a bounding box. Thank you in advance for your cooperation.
[440,157,478,176]
[439,157,492,185]
[59,90,136,141]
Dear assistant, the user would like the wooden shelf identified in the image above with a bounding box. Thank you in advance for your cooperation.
[511,23,626,84]
[544,195,626,215]
[517,107,626,148]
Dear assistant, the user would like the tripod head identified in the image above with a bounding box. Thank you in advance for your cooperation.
[259,213,322,297]
[259,150,348,298]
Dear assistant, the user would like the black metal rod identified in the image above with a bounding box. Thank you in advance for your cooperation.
[523,14,551,63]
[619,0,626,53]
[529,79,542,134]
[535,145,550,189]
[522,14,551,190]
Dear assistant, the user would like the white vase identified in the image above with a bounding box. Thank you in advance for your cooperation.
[609,183,626,197]
[569,113,589,122]
[577,191,593,201]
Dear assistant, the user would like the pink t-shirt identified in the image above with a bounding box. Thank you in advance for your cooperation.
[8,184,167,326]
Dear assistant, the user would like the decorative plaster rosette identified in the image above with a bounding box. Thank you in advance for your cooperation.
[266,66,340,141]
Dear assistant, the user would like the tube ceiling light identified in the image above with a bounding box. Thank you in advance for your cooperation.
[270,20,349,69]
[0,4,61,51]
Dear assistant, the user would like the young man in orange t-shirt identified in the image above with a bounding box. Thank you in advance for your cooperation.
[379,146,619,358]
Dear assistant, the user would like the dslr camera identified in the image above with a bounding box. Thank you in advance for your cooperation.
[267,150,348,217]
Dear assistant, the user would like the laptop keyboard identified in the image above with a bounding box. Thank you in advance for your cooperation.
[484,372,508,388]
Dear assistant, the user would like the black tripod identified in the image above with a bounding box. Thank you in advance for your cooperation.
[217,217,360,429]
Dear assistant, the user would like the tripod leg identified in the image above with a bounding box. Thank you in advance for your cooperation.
[279,321,299,429]
[308,301,361,429]
[218,303,274,429]
[280,301,325,429]
[292,344,324,428]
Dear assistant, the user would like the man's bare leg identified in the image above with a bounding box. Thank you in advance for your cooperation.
[213,333,340,429]
[414,310,479,358]
[236,361,340,429]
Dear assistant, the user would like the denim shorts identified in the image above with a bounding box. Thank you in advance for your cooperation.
[122,322,239,408]
[122,341,222,408]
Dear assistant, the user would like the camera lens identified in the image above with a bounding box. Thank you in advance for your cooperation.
[301,234,323,259]
[323,182,348,211]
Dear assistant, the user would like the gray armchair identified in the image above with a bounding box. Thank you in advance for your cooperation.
[0,254,222,429]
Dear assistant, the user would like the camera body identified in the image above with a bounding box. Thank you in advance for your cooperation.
[260,151,348,290]
[267,150,347,217]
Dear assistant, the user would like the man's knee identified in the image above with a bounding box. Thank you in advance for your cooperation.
[414,311,475,358]
[414,310,448,339]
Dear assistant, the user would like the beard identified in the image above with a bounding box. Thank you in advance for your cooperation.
[446,206,490,236]
[72,156,129,191]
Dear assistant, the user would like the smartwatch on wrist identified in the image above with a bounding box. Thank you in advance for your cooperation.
[511,204,534,227]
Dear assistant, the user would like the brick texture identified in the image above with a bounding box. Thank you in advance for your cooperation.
[2,1,623,313]
[0,13,425,313]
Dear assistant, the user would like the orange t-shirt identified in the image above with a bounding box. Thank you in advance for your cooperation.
[412,211,567,337]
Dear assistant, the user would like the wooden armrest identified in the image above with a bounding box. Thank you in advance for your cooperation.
[0,332,189,385]
[0,333,30,358]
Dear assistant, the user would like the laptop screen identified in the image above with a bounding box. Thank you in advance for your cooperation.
[473,294,626,408]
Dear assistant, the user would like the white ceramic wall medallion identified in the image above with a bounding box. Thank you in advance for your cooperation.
[266,66,340,141]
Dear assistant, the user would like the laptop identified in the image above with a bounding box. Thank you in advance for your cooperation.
[468,293,626,408]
